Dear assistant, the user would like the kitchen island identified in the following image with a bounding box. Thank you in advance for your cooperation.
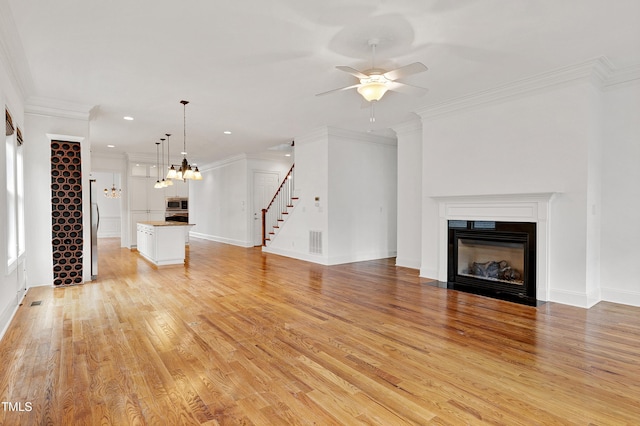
[136,221,195,266]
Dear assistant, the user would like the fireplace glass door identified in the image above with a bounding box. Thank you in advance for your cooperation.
[457,238,525,285]
[447,221,536,306]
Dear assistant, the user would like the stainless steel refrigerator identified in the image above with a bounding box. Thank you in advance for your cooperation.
[90,179,99,280]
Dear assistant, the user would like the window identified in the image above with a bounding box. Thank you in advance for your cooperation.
[17,128,25,256]
[5,108,24,270]
[5,108,17,269]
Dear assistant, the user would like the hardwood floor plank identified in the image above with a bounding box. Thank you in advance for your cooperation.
[2,237,640,424]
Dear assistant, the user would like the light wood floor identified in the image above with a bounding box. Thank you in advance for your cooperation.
[1,238,639,425]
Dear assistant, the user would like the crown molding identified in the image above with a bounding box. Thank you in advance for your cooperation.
[604,64,640,88]
[25,96,96,121]
[417,57,618,120]
[0,0,34,100]
[327,126,397,146]
[199,153,248,172]
[392,116,422,135]
[296,126,333,145]
[46,133,85,143]
[91,151,126,161]
[245,151,292,163]
[126,152,156,164]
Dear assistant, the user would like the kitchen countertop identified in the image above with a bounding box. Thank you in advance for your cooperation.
[138,221,195,227]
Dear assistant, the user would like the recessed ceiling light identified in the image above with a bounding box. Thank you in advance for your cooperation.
[107,144,115,148]
[123,116,134,121]
[223,131,232,135]
[285,154,291,157]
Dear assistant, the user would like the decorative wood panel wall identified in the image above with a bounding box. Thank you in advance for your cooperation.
[51,141,83,286]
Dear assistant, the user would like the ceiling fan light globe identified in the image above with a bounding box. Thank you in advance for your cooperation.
[357,83,388,102]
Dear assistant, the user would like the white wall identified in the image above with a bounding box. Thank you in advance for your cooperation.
[246,156,293,244]
[265,127,398,265]
[419,81,601,307]
[0,42,26,339]
[24,110,91,287]
[91,152,127,243]
[265,128,330,262]
[91,171,122,238]
[190,157,248,246]
[416,59,640,308]
[190,155,291,247]
[394,119,422,269]
[600,79,640,306]
[327,128,397,264]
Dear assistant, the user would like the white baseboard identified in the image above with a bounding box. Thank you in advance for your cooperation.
[189,232,254,248]
[548,288,600,309]
[395,257,421,270]
[262,247,397,266]
[0,289,27,343]
[419,267,438,280]
[600,287,640,307]
[327,251,397,266]
[261,246,330,265]
[98,232,121,238]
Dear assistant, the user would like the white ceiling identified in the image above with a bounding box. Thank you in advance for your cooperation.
[5,0,640,166]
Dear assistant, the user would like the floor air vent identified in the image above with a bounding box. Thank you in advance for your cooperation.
[30,301,42,306]
[309,230,322,255]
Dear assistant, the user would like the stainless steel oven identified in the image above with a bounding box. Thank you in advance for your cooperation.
[166,197,188,211]
[165,211,189,223]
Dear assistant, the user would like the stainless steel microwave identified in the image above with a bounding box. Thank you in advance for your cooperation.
[166,197,188,210]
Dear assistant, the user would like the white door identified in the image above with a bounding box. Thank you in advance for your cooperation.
[253,172,279,246]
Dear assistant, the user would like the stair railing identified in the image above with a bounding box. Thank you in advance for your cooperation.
[262,164,295,246]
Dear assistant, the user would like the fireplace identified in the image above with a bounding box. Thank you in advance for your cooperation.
[448,220,537,306]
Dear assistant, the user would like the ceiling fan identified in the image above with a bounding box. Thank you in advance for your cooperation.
[316,38,429,104]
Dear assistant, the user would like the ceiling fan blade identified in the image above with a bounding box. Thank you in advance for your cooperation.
[315,83,362,97]
[336,66,369,79]
[387,81,429,96]
[383,62,428,81]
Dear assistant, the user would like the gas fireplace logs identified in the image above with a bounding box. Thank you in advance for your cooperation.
[469,260,521,282]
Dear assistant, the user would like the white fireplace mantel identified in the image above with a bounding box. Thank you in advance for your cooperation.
[431,193,557,302]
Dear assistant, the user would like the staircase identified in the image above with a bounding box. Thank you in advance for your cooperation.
[262,164,297,246]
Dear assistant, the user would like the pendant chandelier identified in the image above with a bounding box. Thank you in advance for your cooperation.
[103,173,121,198]
[159,137,170,187]
[164,133,174,185]
[153,141,163,189]
[168,100,202,181]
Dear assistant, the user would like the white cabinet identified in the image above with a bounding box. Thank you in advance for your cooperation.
[130,176,166,211]
[127,161,190,248]
[136,222,193,266]
[165,179,189,198]
[130,211,164,248]
[128,164,168,248]
[136,223,156,261]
